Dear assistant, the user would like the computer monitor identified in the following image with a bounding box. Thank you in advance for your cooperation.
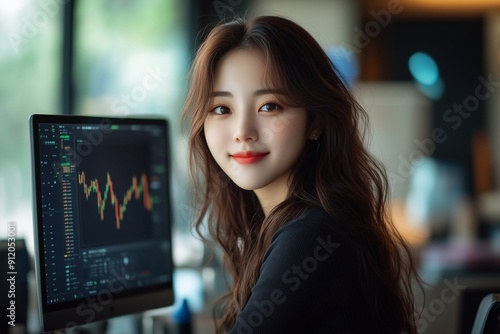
[30,114,174,332]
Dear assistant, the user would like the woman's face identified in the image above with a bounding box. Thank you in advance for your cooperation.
[204,49,312,200]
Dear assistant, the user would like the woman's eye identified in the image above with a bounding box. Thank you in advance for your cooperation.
[259,103,281,112]
[212,106,230,115]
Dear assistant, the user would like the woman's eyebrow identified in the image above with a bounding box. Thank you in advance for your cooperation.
[210,88,285,98]
[253,88,285,96]
[211,91,232,97]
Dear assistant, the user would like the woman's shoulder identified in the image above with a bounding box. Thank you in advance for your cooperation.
[266,206,357,264]
[273,206,350,243]
[261,206,361,303]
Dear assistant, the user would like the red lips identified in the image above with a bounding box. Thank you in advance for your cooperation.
[231,151,269,164]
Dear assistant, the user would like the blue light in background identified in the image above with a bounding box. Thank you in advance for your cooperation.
[408,51,444,100]
[409,52,439,86]
[326,47,359,89]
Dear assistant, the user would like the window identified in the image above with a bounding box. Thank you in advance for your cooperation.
[0,1,61,250]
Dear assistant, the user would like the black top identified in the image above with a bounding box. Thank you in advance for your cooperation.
[228,207,389,334]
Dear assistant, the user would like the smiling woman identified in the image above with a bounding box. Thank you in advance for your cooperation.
[183,15,421,334]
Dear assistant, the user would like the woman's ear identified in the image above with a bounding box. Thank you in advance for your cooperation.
[308,131,321,140]
[308,118,323,140]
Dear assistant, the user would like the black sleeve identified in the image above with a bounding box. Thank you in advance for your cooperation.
[228,219,357,334]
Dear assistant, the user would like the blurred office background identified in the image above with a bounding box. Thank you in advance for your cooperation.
[1,0,500,333]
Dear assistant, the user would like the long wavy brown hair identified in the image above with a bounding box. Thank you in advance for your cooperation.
[182,15,419,334]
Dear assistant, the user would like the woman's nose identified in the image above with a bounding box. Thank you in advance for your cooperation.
[233,110,258,142]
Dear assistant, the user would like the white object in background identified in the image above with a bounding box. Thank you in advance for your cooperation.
[477,191,500,223]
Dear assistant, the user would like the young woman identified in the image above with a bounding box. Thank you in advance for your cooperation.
[182,15,419,334]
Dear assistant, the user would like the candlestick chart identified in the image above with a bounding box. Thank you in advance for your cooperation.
[78,171,153,230]
[77,143,154,247]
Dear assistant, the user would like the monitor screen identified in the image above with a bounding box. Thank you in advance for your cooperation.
[30,114,174,332]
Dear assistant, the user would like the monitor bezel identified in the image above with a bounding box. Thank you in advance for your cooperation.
[30,114,175,333]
